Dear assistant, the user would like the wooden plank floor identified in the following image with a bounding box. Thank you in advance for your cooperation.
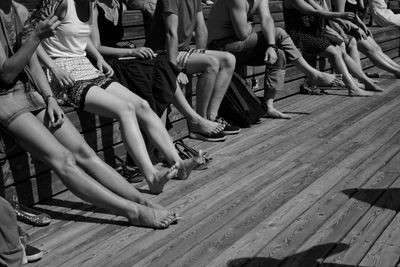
[24,63,400,267]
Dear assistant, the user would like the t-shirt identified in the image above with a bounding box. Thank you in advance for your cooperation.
[145,0,202,51]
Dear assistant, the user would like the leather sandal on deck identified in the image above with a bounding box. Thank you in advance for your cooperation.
[115,156,144,183]
[174,140,211,170]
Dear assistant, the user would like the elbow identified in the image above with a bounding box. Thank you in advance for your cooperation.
[237,33,248,41]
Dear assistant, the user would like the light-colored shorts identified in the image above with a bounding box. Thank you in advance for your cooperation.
[176,48,206,73]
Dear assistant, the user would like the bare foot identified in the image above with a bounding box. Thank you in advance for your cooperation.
[147,166,178,194]
[309,72,344,87]
[142,198,168,211]
[353,79,366,90]
[175,149,205,180]
[265,108,291,119]
[365,82,384,92]
[128,204,178,229]
[348,88,374,97]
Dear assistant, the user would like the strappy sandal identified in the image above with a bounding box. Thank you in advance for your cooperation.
[300,79,345,95]
[11,197,51,227]
[115,156,144,183]
[174,140,212,170]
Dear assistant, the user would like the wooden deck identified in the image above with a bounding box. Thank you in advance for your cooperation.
[20,61,400,267]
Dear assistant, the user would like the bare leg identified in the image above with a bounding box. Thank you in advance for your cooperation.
[320,45,372,96]
[346,39,362,68]
[35,111,163,210]
[340,44,383,92]
[202,50,236,121]
[103,83,203,181]
[185,53,218,119]
[359,37,400,76]
[84,85,177,194]
[291,57,344,86]
[8,112,175,228]
[172,82,224,135]
[264,50,291,119]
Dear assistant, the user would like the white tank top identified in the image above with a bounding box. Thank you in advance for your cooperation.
[41,0,92,58]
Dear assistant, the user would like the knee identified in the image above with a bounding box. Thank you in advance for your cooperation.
[55,150,77,175]
[117,101,137,119]
[327,46,343,60]
[73,143,97,162]
[220,52,236,71]
[275,27,288,39]
[274,49,287,68]
[348,38,357,50]
[134,99,152,114]
[203,56,220,74]
[364,43,379,56]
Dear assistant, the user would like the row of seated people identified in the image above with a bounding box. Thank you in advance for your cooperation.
[1,0,400,264]
[335,0,400,27]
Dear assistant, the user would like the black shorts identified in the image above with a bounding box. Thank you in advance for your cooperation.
[108,53,179,117]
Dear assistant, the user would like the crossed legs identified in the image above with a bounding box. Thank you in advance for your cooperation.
[320,45,372,96]
[84,82,202,191]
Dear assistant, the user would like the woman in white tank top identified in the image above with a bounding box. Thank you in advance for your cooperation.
[23,0,204,227]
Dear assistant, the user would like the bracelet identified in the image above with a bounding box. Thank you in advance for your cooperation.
[266,44,278,50]
[45,94,54,104]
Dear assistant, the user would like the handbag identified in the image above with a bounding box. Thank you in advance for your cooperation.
[219,72,267,128]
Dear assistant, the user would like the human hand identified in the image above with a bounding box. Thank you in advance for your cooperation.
[34,15,60,40]
[362,24,372,36]
[264,47,278,65]
[130,47,157,59]
[177,72,189,85]
[51,66,75,88]
[46,96,64,128]
[339,12,356,21]
[97,58,114,77]
[353,27,367,39]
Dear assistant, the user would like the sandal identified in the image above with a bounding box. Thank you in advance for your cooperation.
[174,140,212,170]
[115,156,144,183]
[365,73,395,79]
[11,197,51,227]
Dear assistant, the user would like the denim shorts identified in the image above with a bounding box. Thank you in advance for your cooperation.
[0,81,45,127]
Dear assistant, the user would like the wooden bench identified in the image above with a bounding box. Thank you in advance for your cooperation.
[2,0,400,207]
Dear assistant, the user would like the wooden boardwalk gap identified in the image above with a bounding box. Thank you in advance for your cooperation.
[23,60,400,266]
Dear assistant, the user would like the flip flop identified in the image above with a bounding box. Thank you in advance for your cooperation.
[115,156,144,183]
[365,73,396,79]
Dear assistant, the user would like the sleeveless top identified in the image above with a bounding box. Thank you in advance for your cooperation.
[96,0,124,47]
[207,0,236,44]
[283,5,322,36]
[41,0,93,58]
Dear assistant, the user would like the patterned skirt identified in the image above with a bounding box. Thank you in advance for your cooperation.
[46,56,114,110]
